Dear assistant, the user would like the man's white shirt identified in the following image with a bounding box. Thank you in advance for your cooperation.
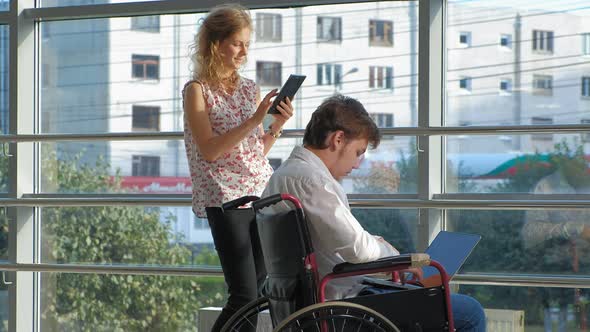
[261,146,399,300]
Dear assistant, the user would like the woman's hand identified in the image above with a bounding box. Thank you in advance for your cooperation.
[270,97,294,130]
[252,89,278,123]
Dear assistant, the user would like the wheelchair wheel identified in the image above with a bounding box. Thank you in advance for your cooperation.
[220,297,270,332]
[273,301,400,332]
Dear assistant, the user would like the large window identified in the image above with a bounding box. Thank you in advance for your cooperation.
[7,1,590,331]
[584,33,590,55]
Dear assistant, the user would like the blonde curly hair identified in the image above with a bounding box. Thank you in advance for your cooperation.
[189,4,252,87]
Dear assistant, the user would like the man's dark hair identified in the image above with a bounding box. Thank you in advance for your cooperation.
[303,94,381,149]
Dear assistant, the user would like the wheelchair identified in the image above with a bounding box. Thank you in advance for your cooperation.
[217,194,455,332]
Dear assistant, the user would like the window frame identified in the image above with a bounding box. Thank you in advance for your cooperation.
[532,74,553,96]
[370,113,394,128]
[317,63,343,87]
[131,155,161,177]
[582,33,590,56]
[531,116,554,141]
[369,19,393,47]
[256,60,282,87]
[130,15,160,33]
[317,16,342,43]
[131,54,160,80]
[256,12,282,42]
[499,78,511,94]
[582,76,590,98]
[459,31,471,47]
[500,33,511,49]
[132,105,160,132]
[532,29,554,54]
[368,65,393,90]
[459,76,472,91]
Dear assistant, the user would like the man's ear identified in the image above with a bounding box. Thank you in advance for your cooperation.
[327,131,345,151]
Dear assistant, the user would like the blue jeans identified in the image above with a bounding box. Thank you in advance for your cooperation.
[451,293,487,332]
[359,287,486,332]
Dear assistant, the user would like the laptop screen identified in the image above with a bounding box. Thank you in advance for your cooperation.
[422,231,481,279]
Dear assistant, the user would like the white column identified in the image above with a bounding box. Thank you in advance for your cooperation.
[417,0,445,251]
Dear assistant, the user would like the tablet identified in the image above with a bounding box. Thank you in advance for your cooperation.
[268,74,306,114]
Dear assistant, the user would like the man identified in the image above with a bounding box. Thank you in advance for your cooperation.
[261,95,486,331]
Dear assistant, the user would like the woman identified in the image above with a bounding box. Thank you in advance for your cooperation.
[182,4,293,331]
[183,4,293,218]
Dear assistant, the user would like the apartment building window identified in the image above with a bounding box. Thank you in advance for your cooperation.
[532,30,554,53]
[131,16,160,33]
[459,77,472,91]
[256,13,282,42]
[581,119,590,142]
[317,17,342,42]
[132,155,160,176]
[459,31,471,47]
[317,63,342,87]
[369,66,393,89]
[531,117,553,141]
[500,34,512,49]
[499,78,511,93]
[533,74,553,95]
[132,105,160,131]
[583,76,590,98]
[370,113,394,128]
[132,54,159,80]
[369,20,393,47]
[584,33,590,55]
[256,61,282,86]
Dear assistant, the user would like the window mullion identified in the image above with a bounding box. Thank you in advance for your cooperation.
[11,0,36,329]
[417,0,444,251]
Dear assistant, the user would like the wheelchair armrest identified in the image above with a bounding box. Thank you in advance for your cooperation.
[222,196,259,210]
[332,253,430,274]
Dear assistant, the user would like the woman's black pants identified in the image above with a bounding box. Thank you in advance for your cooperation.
[205,206,266,332]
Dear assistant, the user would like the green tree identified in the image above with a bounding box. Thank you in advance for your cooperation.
[36,152,226,331]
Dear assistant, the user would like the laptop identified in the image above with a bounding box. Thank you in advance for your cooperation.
[360,231,480,290]
[421,231,481,279]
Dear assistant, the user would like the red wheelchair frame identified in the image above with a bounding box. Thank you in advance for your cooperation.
[245,193,456,331]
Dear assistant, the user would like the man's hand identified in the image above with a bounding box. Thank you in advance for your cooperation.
[400,267,423,284]
[399,267,443,288]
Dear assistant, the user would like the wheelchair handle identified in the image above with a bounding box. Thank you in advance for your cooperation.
[222,195,259,210]
[253,193,303,211]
